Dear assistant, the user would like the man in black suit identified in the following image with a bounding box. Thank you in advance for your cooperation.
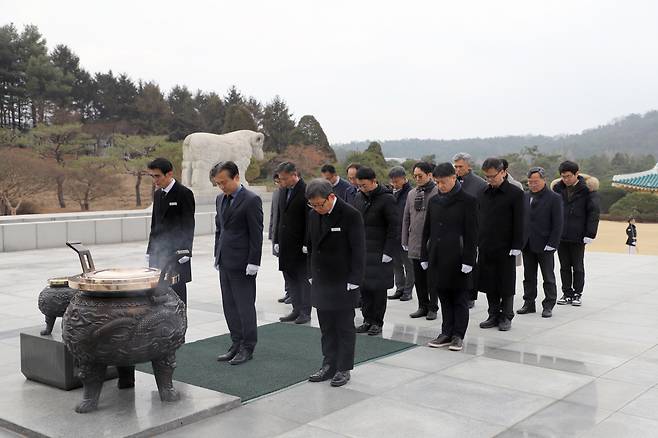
[517,167,563,318]
[421,163,478,351]
[477,158,525,332]
[146,157,195,304]
[305,179,366,387]
[212,161,263,365]
[321,163,357,203]
[273,162,312,324]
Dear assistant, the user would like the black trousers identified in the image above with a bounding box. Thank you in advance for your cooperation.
[486,294,514,321]
[361,286,387,327]
[411,259,439,312]
[285,263,311,317]
[522,249,557,309]
[557,241,586,297]
[219,268,258,352]
[317,308,356,371]
[172,282,187,305]
[437,288,469,338]
[393,250,415,293]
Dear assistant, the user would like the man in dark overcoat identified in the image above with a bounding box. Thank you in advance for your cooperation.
[305,179,366,387]
[517,167,563,318]
[420,163,478,351]
[273,162,311,324]
[351,166,400,336]
[213,161,263,365]
[388,166,414,301]
[477,158,525,331]
[146,157,195,305]
[321,163,357,203]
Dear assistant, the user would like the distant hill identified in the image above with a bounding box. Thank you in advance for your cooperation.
[333,111,658,161]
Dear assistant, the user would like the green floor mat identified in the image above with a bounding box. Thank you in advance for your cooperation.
[136,322,415,401]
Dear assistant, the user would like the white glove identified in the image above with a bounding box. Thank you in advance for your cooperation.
[246,264,259,276]
[302,246,308,254]
[544,245,555,251]
[509,249,521,257]
[461,264,473,274]
[421,261,429,270]
[145,254,150,266]
[402,245,408,251]
[274,243,280,254]
[583,237,594,245]
[347,283,359,291]
[382,254,393,263]
[308,278,313,285]
[178,256,190,264]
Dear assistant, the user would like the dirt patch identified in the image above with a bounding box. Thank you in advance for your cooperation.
[587,220,658,255]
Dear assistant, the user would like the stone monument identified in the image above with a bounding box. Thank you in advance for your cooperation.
[181,130,265,204]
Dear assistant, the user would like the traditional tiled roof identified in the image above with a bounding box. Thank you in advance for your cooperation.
[612,163,658,192]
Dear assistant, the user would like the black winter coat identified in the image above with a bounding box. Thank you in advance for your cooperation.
[523,186,563,253]
[307,198,366,310]
[552,175,600,244]
[420,184,478,291]
[273,179,309,272]
[352,185,400,291]
[477,179,525,296]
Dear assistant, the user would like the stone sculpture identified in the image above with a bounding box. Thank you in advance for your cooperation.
[181,130,265,195]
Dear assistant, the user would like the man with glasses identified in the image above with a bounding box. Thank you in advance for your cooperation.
[146,157,195,305]
[305,179,366,387]
[401,162,439,320]
[517,167,563,318]
[477,158,525,331]
[553,160,600,306]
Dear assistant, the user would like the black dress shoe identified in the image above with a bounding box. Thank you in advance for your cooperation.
[498,318,512,331]
[308,365,335,382]
[367,324,382,336]
[294,314,311,324]
[409,308,428,318]
[542,308,553,318]
[516,302,536,315]
[330,370,351,387]
[426,310,437,320]
[388,290,403,300]
[355,323,371,333]
[217,345,240,362]
[279,311,300,322]
[229,348,253,365]
[400,293,413,301]
[479,315,498,329]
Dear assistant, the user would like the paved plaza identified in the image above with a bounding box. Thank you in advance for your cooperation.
[1,231,657,437]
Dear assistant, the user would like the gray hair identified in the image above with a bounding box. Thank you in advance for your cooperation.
[276,161,298,175]
[527,166,546,179]
[305,178,333,200]
[452,152,474,166]
[388,166,406,178]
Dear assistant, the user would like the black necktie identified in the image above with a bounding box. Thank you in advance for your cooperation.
[160,190,167,200]
[222,195,232,221]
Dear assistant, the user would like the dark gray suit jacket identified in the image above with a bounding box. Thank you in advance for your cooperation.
[214,186,263,271]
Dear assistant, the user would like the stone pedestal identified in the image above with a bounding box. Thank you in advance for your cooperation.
[20,326,117,390]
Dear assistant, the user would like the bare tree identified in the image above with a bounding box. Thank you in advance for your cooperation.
[111,135,159,207]
[0,149,53,215]
[64,157,120,211]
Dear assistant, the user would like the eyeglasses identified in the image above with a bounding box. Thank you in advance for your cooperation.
[484,170,502,180]
[307,199,328,209]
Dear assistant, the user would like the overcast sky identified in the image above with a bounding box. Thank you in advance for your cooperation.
[5,0,658,143]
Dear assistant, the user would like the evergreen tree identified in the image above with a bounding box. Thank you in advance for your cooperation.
[262,96,295,153]
[135,81,170,134]
[167,85,202,141]
[222,103,257,133]
[224,85,244,106]
[290,114,335,160]
[195,91,225,134]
